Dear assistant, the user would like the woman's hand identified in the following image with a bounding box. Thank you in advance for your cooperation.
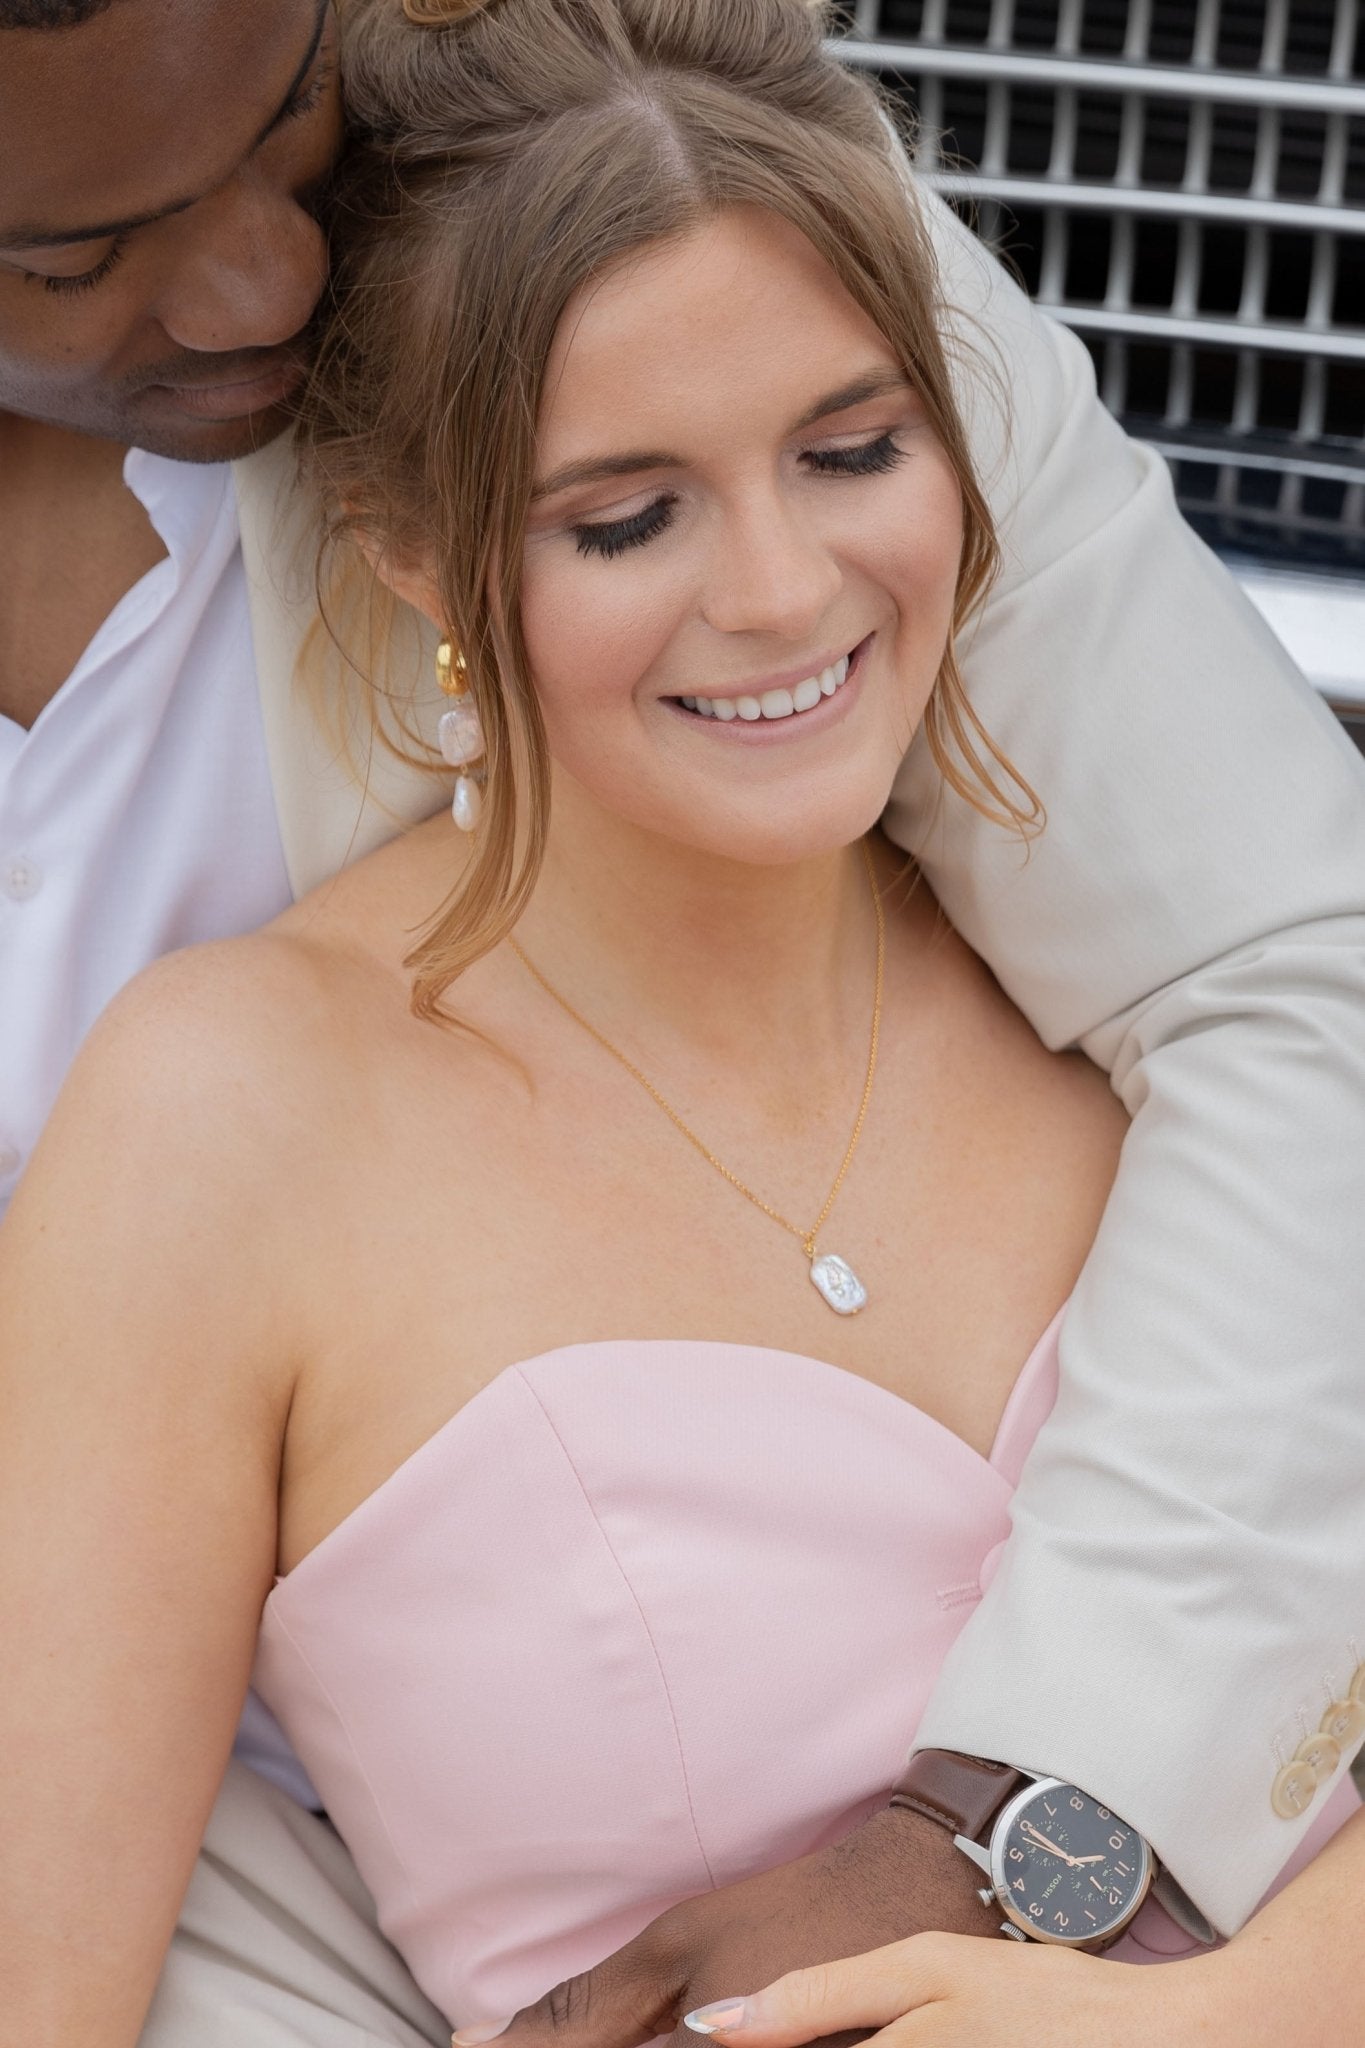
[681,1932,1263,2048]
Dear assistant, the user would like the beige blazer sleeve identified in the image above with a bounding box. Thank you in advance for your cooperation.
[242,192,1365,1939]
[890,191,1365,1935]
[234,442,447,900]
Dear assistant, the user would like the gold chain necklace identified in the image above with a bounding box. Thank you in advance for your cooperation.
[508,839,885,1316]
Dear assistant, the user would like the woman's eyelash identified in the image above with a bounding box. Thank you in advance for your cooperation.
[804,431,907,477]
[41,238,128,298]
[574,494,678,560]
[569,435,904,560]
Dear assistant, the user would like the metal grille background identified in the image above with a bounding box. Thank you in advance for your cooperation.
[835,1,1365,579]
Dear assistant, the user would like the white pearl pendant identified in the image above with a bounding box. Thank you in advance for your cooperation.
[452,775,483,833]
[810,1253,868,1315]
[439,702,484,769]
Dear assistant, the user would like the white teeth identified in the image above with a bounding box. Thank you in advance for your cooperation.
[687,650,855,724]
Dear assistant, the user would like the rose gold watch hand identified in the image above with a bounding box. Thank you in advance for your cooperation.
[1075,1855,1107,1865]
[1020,1823,1078,1866]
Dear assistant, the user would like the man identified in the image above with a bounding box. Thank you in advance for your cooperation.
[1,2,1363,2044]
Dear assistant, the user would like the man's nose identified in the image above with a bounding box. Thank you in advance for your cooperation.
[701,495,843,645]
[156,174,329,355]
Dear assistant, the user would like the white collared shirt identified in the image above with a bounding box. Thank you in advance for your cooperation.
[0,449,291,1206]
[0,445,313,1803]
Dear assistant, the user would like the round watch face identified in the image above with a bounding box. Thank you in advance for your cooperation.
[990,1780,1152,1945]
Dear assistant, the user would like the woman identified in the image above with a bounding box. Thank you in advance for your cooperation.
[0,0,1358,2042]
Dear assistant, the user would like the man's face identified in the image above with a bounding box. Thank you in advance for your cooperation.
[0,0,342,461]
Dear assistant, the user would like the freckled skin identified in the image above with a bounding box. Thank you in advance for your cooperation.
[0,0,342,462]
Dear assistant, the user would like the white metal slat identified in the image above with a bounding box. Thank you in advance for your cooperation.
[988,0,1017,53]
[1329,0,1357,78]
[915,73,946,175]
[919,0,949,44]
[1100,337,1131,415]
[1055,0,1082,58]
[1260,0,1290,74]
[836,44,1365,118]
[1192,0,1222,69]
[1319,114,1348,205]
[1123,0,1154,64]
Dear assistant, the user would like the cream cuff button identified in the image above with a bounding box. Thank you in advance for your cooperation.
[1271,1760,1318,1819]
[1293,1732,1342,1785]
[1321,1699,1365,1749]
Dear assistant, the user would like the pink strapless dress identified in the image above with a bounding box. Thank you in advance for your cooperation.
[253,1311,1357,2026]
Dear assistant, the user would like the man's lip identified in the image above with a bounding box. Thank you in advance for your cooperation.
[145,356,303,422]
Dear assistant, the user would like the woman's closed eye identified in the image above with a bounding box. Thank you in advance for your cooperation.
[573,494,679,560]
[570,431,909,560]
[802,429,908,478]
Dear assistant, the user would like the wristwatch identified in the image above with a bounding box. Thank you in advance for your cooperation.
[890,1750,1156,1952]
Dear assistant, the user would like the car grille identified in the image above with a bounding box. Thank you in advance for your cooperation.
[835,1,1365,580]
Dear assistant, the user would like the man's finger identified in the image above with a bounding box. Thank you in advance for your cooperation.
[679,1936,963,2048]
[457,1939,683,2048]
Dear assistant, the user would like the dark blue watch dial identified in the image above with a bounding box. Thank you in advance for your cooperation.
[994,1784,1148,1943]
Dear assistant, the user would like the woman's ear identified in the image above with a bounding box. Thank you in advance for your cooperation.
[350,524,446,631]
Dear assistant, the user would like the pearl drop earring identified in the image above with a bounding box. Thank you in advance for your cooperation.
[436,639,485,833]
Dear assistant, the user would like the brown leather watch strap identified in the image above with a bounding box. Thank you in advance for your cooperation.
[889,1750,1030,1845]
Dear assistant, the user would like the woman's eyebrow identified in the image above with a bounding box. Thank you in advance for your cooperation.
[532,450,677,502]
[793,368,912,429]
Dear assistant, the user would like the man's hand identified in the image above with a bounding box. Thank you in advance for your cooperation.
[458,1807,998,2048]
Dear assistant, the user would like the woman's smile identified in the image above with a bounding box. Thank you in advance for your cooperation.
[666,634,872,741]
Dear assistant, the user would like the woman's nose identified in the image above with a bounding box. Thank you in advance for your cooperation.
[157,175,329,357]
[701,495,843,645]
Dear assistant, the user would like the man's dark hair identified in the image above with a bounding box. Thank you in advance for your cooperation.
[0,0,119,24]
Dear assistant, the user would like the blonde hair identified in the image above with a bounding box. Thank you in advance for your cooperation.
[301,0,1040,1021]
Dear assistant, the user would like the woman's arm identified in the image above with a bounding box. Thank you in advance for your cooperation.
[679,1807,1365,2048]
[0,952,304,2047]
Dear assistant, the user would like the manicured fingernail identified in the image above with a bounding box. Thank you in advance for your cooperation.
[452,2023,512,2046]
[684,2003,749,2036]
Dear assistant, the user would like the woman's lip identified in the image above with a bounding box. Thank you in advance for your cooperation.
[148,357,303,421]
[678,641,864,706]
[665,636,872,741]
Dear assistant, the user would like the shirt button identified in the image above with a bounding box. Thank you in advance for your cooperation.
[2,855,42,902]
[1270,1759,1318,1819]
